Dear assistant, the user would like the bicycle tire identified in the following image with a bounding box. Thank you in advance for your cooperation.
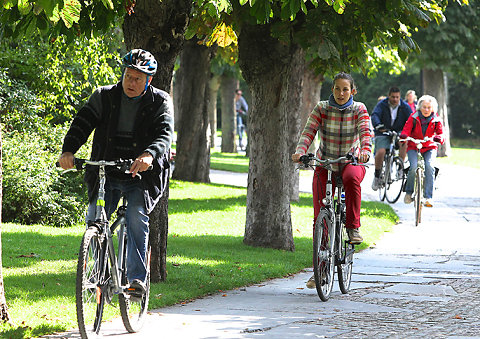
[119,246,151,332]
[337,214,353,294]
[414,168,423,226]
[385,156,405,204]
[313,211,335,301]
[76,227,106,338]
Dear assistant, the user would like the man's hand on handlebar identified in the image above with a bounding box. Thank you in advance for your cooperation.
[58,152,75,170]
[129,152,154,177]
[375,124,387,133]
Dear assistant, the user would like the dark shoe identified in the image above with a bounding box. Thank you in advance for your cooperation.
[346,228,363,244]
[127,279,146,297]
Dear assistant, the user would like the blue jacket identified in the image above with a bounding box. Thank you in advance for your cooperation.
[371,98,413,136]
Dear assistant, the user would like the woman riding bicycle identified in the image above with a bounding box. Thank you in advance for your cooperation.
[400,95,444,207]
[292,72,372,288]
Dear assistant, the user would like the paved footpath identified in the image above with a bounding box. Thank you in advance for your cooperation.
[44,162,480,338]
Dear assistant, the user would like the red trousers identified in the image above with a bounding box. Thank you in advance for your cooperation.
[312,164,366,229]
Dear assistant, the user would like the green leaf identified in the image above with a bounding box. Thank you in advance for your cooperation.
[37,14,49,32]
[24,15,37,37]
[2,0,16,10]
[37,0,55,18]
[17,0,32,15]
[101,0,114,10]
[333,0,345,14]
[301,1,307,14]
[239,0,248,5]
[60,0,81,29]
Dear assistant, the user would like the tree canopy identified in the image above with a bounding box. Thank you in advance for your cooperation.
[0,0,126,39]
[410,0,480,82]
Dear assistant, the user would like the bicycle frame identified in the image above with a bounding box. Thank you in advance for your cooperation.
[403,137,433,226]
[88,161,129,296]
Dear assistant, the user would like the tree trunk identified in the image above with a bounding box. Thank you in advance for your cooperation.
[208,74,221,148]
[239,23,301,251]
[220,74,237,153]
[123,0,192,282]
[173,68,182,131]
[287,50,305,202]
[422,68,452,157]
[299,66,323,167]
[0,129,10,322]
[172,38,213,182]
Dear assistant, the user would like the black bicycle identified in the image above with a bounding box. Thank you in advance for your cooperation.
[378,130,405,203]
[300,153,364,301]
[62,158,150,338]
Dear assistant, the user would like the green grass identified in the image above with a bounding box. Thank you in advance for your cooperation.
[0,180,397,338]
[210,152,249,173]
[437,147,480,169]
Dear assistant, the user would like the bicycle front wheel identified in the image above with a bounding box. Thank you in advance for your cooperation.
[414,168,423,226]
[313,211,335,301]
[337,223,354,294]
[119,247,151,332]
[385,156,405,204]
[76,227,106,338]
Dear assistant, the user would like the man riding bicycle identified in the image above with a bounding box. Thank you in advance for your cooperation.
[58,49,174,296]
[371,87,412,191]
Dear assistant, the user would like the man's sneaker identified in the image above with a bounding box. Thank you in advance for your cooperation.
[127,279,146,297]
[404,193,413,204]
[371,177,381,191]
[424,199,434,207]
[346,228,363,244]
[306,274,315,289]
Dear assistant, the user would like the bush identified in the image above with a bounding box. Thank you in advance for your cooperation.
[2,122,91,227]
[3,126,89,227]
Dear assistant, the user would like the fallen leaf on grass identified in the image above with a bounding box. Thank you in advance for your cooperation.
[17,253,39,258]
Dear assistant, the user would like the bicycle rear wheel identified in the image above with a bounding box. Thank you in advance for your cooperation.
[119,246,151,332]
[76,227,106,338]
[414,168,423,226]
[385,156,405,203]
[313,211,335,301]
[337,222,354,294]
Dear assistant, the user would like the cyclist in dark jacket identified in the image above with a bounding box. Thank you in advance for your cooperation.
[370,87,412,191]
[58,49,174,295]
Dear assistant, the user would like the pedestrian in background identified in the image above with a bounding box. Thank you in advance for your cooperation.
[405,89,417,114]
[235,89,248,151]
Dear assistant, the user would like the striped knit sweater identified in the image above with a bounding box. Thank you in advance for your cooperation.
[295,100,372,171]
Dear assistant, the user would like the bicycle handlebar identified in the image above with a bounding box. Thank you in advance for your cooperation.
[56,158,152,178]
[399,136,435,150]
[299,153,365,168]
[401,136,434,143]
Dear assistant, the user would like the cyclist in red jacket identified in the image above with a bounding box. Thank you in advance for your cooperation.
[399,95,444,207]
